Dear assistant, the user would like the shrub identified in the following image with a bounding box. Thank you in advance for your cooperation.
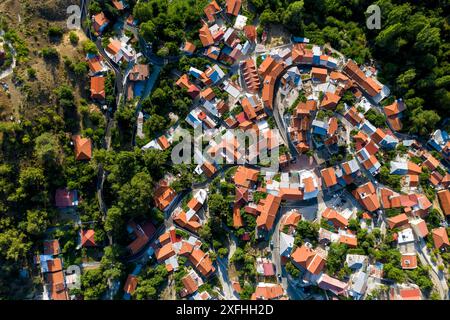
[69,31,79,45]
[48,26,64,39]
[42,47,59,60]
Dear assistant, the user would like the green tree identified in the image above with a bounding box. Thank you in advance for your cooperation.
[34,132,61,164]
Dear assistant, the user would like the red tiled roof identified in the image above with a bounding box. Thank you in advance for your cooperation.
[153,181,177,211]
[432,227,450,249]
[90,76,105,100]
[181,274,198,296]
[183,42,196,54]
[155,243,176,262]
[401,254,417,270]
[199,23,214,47]
[46,258,63,273]
[320,92,341,109]
[233,205,243,228]
[353,182,380,212]
[204,0,221,22]
[43,240,61,256]
[387,214,409,229]
[55,188,75,207]
[81,229,96,247]
[291,245,325,275]
[251,283,285,300]
[438,189,450,216]
[93,12,109,33]
[226,0,241,16]
[399,288,421,300]
[201,161,217,178]
[244,25,257,42]
[256,194,281,231]
[123,274,138,295]
[73,135,92,161]
[233,166,259,188]
[322,207,348,229]
[343,60,382,97]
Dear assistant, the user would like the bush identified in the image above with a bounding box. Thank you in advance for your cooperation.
[42,47,59,60]
[82,40,98,55]
[48,26,64,39]
[27,68,36,79]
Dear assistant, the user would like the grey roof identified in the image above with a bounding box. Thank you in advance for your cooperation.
[280,232,294,257]
[350,271,368,295]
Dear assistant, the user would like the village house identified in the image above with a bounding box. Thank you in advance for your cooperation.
[90,76,105,101]
[153,180,177,211]
[291,243,326,276]
[73,135,92,161]
[92,12,109,35]
[251,283,287,300]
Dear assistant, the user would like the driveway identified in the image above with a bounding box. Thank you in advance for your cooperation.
[416,239,449,299]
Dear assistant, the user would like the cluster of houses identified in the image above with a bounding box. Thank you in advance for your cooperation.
[39,188,98,300]
[90,10,144,104]
[36,238,85,300]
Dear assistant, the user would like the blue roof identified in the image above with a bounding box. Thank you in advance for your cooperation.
[133,81,145,97]
[209,71,221,84]
[313,127,328,136]
[221,46,232,55]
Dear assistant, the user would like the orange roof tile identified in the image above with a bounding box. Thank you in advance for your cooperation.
[281,211,301,228]
[343,60,382,97]
[291,245,325,275]
[401,254,417,270]
[438,189,450,216]
[353,182,380,212]
[432,227,450,249]
[200,87,216,100]
[387,214,409,229]
[251,283,285,300]
[204,1,221,22]
[399,288,421,300]
[123,274,138,295]
[339,234,357,247]
[256,194,281,231]
[330,71,349,82]
[233,205,243,228]
[199,23,214,47]
[320,92,341,109]
[46,258,63,273]
[183,42,196,54]
[81,229,96,247]
[157,135,170,150]
[155,243,175,262]
[243,25,257,42]
[226,0,241,16]
[233,166,259,188]
[90,76,105,100]
[93,12,109,33]
[88,57,103,73]
[423,155,440,171]
[153,181,177,211]
[181,274,198,296]
[322,207,348,229]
